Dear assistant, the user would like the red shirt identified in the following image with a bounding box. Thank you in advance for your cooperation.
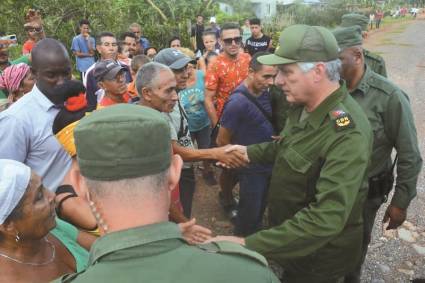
[22,40,35,55]
[205,52,251,117]
[97,92,130,109]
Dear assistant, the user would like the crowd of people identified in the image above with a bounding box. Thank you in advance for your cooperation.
[0,8,422,283]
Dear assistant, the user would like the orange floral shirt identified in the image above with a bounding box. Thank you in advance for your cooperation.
[205,52,251,117]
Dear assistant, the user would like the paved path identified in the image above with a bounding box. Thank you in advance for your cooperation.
[362,18,425,283]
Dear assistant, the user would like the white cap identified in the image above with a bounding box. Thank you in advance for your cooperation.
[0,159,31,224]
[210,17,217,23]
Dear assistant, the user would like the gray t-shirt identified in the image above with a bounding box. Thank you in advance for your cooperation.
[163,101,194,168]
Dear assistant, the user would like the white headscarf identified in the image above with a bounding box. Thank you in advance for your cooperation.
[0,159,31,224]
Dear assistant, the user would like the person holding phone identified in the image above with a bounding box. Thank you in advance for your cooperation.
[71,19,96,80]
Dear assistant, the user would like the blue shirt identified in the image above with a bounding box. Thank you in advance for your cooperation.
[0,85,72,191]
[140,37,150,50]
[179,71,210,132]
[220,83,274,172]
[71,34,96,72]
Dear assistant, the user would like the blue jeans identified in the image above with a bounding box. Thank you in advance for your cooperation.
[234,171,271,236]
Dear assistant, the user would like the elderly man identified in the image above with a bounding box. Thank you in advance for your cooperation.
[55,104,279,283]
[340,13,387,77]
[209,24,373,283]
[0,38,72,191]
[333,26,422,283]
[136,58,247,218]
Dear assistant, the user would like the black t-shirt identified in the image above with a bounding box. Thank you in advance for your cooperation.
[245,34,271,56]
[191,24,205,51]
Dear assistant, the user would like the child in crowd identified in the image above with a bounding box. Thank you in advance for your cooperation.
[198,29,220,72]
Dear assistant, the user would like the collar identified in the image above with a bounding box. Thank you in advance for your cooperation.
[351,65,371,96]
[89,222,184,265]
[32,85,56,111]
[289,82,347,131]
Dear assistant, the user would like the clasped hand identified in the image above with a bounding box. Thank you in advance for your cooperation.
[215,145,249,169]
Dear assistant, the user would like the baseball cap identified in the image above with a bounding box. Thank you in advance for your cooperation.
[341,13,369,31]
[333,26,363,50]
[74,104,171,181]
[154,48,192,70]
[93,60,126,82]
[258,24,339,66]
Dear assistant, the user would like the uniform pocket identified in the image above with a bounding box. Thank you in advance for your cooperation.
[283,147,312,174]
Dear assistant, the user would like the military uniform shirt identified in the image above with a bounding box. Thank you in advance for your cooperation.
[350,65,422,209]
[245,84,373,279]
[364,49,387,77]
[57,222,280,283]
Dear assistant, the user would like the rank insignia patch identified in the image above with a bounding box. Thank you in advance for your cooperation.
[331,110,355,131]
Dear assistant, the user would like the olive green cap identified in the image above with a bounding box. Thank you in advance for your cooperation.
[74,104,171,181]
[341,13,369,31]
[258,24,339,66]
[333,26,363,50]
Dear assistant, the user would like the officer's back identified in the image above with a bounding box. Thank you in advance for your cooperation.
[55,104,278,283]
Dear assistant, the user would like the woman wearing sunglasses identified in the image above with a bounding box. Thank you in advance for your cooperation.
[22,9,46,55]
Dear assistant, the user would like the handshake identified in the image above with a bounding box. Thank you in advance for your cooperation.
[214,145,249,169]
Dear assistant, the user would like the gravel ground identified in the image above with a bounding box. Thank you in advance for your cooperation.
[361,17,425,283]
[191,18,425,283]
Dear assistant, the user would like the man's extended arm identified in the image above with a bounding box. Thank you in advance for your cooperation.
[171,141,247,168]
[204,89,218,127]
[245,131,371,260]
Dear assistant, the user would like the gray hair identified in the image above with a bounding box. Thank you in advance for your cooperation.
[85,168,170,199]
[135,62,172,96]
[297,59,342,82]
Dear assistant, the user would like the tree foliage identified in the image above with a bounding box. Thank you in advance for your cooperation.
[0,0,218,54]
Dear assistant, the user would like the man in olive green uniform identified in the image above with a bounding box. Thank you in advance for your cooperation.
[333,26,422,283]
[209,25,373,283]
[341,13,388,77]
[55,104,279,283]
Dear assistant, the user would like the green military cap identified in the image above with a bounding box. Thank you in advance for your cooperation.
[333,26,363,50]
[341,13,369,31]
[258,24,339,65]
[74,104,171,181]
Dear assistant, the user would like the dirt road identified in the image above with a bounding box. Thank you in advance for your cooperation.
[361,18,425,283]
[192,18,425,283]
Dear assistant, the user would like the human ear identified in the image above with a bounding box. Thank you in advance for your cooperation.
[141,87,152,102]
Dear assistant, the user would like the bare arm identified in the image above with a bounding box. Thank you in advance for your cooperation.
[198,56,207,73]
[171,141,247,168]
[217,126,232,147]
[204,89,218,127]
[268,39,273,50]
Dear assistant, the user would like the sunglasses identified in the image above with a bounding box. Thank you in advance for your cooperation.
[26,27,43,33]
[223,36,242,46]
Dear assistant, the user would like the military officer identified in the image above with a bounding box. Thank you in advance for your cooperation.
[208,24,373,283]
[341,13,388,77]
[333,26,422,283]
[55,104,279,283]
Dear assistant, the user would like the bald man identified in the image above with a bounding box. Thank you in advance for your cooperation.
[0,38,72,191]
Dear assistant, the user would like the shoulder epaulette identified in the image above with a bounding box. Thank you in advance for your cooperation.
[197,242,268,266]
[329,109,355,131]
[364,49,384,62]
[367,73,396,95]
